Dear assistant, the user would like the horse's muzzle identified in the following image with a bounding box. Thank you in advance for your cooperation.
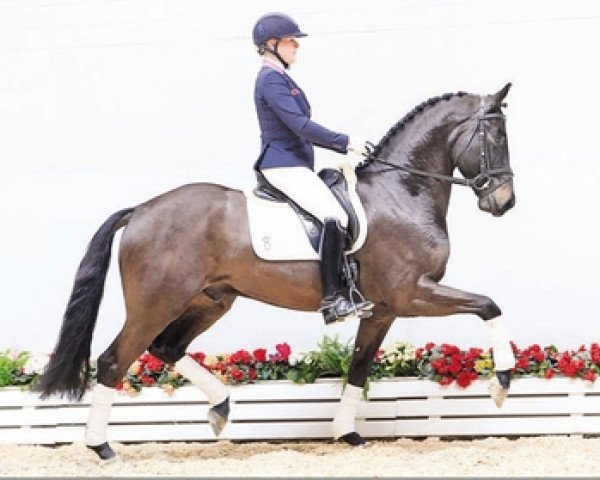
[479,180,515,217]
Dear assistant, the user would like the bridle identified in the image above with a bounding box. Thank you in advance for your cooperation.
[364,97,514,194]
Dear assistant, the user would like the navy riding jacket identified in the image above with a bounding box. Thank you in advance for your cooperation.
[254,63,349,171]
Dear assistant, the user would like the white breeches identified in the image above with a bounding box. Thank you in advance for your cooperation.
[261,166,348,228]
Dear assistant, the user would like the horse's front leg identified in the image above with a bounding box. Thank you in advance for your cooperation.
[405,277,515,405]
[333,311,395,446]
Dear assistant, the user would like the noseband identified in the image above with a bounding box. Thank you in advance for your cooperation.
[366,97,514,193]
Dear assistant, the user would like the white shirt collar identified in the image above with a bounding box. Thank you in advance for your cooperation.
[262,57,285,74]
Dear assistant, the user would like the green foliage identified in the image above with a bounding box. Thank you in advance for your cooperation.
[286,335,353,384]
[0,349,30,388]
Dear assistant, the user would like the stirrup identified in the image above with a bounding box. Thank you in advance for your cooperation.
[320,295,373,325]
[320,295,356,325]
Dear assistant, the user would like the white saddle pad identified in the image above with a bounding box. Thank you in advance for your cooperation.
[244,168,368,261]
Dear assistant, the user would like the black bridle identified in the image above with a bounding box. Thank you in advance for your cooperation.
[365,97,513,193]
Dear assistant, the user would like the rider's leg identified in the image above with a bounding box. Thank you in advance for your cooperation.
[260,166,348,226]
[319,217,371,324]
[261,166,373,324]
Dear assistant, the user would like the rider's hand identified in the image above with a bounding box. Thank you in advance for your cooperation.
[347,138,372,168]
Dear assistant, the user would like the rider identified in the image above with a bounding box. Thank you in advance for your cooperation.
[252,12,374,325]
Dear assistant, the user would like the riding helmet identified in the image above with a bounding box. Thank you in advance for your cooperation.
[252,13,307,46]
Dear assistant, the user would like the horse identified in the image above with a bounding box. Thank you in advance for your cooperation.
[37,83,516,460]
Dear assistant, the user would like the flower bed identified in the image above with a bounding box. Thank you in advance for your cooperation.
[4,336,600,445]
[3,335,600,395]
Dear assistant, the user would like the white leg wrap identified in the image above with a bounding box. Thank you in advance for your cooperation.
[174,355,229,405]
[486,317,516,371]
[85,383,114,446]
[332,384,362,439]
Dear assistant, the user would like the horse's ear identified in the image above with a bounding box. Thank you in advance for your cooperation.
[492,82,512,105]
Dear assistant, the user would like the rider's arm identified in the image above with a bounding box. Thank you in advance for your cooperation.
[260,72,349,153]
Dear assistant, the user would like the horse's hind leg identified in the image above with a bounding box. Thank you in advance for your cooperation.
[85,304,189,460]
[148,292,236,436]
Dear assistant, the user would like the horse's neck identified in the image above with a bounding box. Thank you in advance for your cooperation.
[363,119,455,223]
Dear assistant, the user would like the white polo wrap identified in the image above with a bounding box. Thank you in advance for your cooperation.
[174,355,228,405]
[332,383,362,439]
[486,317,516,371]
[85,383,114,446]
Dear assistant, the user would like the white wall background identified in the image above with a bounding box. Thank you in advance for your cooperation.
[1,0,599,358]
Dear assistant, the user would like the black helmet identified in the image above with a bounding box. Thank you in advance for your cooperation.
[252,13,307,46]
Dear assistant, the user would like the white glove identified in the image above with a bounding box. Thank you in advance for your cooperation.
[347,137,372,168]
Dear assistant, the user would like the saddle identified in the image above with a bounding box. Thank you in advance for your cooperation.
[253,169,360,252]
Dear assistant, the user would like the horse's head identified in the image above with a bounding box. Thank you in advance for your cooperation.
[451,83,515,216]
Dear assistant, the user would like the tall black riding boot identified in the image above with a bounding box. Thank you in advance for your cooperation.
[318,218,373,325]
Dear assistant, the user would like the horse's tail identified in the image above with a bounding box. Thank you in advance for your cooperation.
[35,207,135,401]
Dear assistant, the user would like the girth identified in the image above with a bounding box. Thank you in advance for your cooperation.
[254,169,360,252]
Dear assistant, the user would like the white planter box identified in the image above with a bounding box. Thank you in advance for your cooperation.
[1,377,600,445]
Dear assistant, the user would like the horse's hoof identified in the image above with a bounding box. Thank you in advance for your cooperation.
[87,442,117,461]
[208,397,230,436]
[496,369,512,389]
[488,375,509,408]
[338,431,366,446]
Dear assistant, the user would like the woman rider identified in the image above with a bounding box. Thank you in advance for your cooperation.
[252,13,374,325]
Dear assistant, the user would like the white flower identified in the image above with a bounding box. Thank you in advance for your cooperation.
[288,353,300,366]
[382,340,417,364]
[8,348,20,361]
[23,353,50,375]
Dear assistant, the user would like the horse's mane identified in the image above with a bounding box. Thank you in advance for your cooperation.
[370,91,469,159]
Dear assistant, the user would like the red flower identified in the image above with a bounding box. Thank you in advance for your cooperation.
[466,347,483,360]
[229,368,244,381]
[424,342,435,351]
[439,376,453,386]
[213,361,227,373]
[115,381,124,390]
[415,348,424,360]
[533,351,545,363]
[191,352,206,365]
[583,370,597,382]
[448,358,462,375]
[253,348,267,363]
[230,349,252,365]
[248,367,257,381]
[456,371,478,388]
[516,357,530,370]
[441,343,460,356]
[591,343,600,364]
[141,353,164,373]
[431,359,445,372]
[276,343,291,361]
[140,375,155,385]
[544,369,555,379]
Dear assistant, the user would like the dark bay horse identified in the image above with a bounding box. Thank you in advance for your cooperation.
[37,83,516,459]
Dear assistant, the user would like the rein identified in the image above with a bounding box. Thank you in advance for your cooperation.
[364,97,513,192]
